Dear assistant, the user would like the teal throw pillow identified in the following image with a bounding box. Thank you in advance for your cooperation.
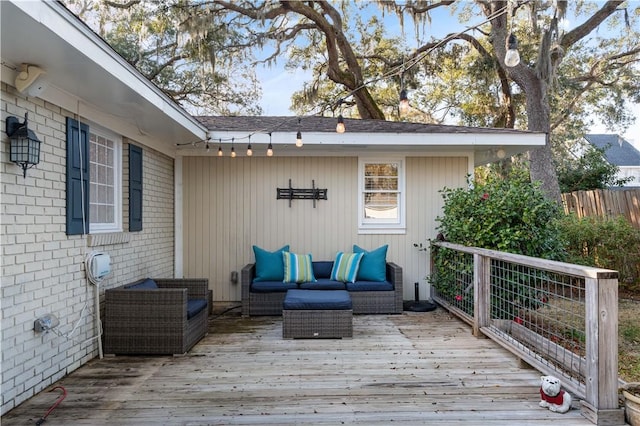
[330,252,364,283]
[253,245,289,282]
[353,244,388,281]
[283,252,316,283]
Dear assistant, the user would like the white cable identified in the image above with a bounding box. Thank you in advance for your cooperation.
[76,105,104,359]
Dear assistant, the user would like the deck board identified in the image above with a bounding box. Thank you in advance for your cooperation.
[2,308,593,425]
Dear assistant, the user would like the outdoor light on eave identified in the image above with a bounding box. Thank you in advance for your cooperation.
[504,33,521,67]
[5,112,42,178]
[14,64,48,97]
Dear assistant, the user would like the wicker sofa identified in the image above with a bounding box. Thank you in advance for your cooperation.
[104,278,209,355]
[241,260,403,316]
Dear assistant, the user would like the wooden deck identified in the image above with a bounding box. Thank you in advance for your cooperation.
[3,308,594,425]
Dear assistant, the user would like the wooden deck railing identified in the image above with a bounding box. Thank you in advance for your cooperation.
[429,241,623,425]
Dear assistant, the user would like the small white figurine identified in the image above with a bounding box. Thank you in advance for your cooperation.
[539,375,572,413]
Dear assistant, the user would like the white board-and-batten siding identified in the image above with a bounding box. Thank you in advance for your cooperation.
[181,155,469,303]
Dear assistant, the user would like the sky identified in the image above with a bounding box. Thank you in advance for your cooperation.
[255,2,640,151]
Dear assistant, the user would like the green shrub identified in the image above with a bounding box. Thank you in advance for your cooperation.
[558,214,640,288]
[430,174,567,318]
[436,175,566,259]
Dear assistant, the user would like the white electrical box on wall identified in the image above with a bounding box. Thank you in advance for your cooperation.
[91,253,111,279]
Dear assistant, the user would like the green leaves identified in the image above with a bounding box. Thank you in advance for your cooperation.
[559,214,640,286]
[557,143,634,192]
[436,174,566,260]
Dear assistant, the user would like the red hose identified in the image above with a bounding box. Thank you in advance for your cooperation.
[35,386,66,425]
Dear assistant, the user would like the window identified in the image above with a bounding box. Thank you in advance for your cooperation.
[358,158,405,234]
[66,118,136,235]
[89,127,122,233]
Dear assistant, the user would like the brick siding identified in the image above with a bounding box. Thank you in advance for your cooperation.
[1,83,175,414]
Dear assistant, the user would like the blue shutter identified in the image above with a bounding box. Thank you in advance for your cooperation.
[129,144,143,232]
[66,117,90,235]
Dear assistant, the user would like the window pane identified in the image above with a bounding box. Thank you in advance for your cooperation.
[364,193,398,219]
[89,130,118,230]
[365,163,398,177]
[365,177,398,190]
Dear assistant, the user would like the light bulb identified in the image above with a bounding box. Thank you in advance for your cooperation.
[267,143,273,157]
[217,147,223,157]
[231,147,236,158]
[296,130,303,147]
[336,115,345,133]
[399,89,409,114]
[504,33,520,67]
[247,144,253,156]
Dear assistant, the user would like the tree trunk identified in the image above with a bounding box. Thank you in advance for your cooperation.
[524,81,562,203]
[482,1,562,203]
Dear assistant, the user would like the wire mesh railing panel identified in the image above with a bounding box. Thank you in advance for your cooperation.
[487,259,587,388]
[430,247,475,322]
[429,241,620,414]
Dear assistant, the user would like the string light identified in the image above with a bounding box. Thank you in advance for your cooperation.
[504,33,520,67]
[175,5,511,152]
[399,89,409,114]
[231,137,236,157]
[217,139,223,157]
[206,140,210,153]
[336,114,345,133]
[335,99,346,133]
[267,132,273,157]
[295,118,303,147]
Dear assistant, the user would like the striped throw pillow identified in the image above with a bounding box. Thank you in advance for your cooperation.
[283,252,316,283]
[330,252,364,283]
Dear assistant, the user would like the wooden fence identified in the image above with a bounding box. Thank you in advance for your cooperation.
[562,188,640,229]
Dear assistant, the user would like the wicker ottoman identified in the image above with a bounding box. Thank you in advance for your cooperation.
[283,289,353,338]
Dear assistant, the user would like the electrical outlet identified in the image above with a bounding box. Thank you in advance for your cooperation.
[34,314,59,333]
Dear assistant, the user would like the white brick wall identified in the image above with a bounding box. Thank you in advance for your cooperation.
[1,84,176,415]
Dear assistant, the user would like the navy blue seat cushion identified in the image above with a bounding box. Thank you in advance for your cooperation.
[126,278,158,290]
[251,281,298,293]
[283,289,352,310]
[187,298,208,319]
[312,261,334,279]
[346,280,393,291]
[299,279,346,290]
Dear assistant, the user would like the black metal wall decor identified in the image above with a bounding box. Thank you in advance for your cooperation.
[277,179,327,208]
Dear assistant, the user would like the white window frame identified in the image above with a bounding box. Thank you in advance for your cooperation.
[88,124,122,234]
[358,157,406,234]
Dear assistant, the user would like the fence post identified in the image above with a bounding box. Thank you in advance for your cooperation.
[473,253,490,337]
[581,273,624,424]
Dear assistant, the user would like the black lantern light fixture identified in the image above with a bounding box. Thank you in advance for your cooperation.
[6,113,42,178]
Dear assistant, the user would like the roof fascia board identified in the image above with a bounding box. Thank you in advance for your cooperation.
[12,0,206,138]
[207,130,546,147]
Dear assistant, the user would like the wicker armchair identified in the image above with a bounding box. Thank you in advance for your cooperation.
[104,278,209,355]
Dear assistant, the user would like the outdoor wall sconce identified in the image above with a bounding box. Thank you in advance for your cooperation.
[6,113,42,178]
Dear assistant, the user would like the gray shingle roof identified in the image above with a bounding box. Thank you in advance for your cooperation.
[585,134,640,166]
[195,115,539,135]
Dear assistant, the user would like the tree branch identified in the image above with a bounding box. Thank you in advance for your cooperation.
[103,0,141,8]
[560,1,624,49]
